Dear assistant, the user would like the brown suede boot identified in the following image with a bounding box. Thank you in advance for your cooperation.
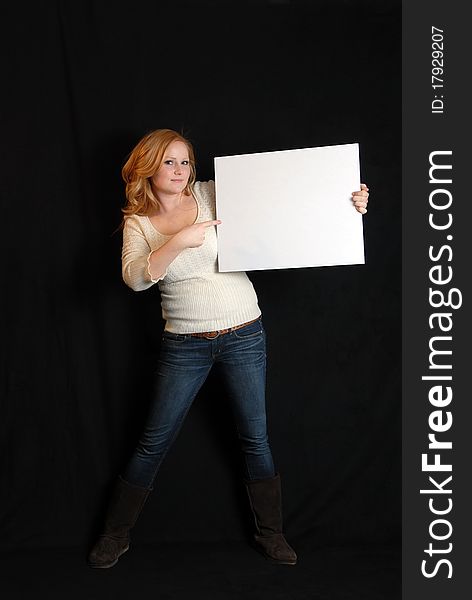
[244,472,297,565]
[87,475,152,568]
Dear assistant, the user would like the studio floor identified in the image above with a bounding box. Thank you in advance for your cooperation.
[1,540,400,600]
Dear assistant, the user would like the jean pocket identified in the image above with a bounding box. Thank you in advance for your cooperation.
[233,318,264,339]
[162,331,187,343]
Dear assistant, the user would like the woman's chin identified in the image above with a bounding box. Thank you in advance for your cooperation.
[171,182,188,192]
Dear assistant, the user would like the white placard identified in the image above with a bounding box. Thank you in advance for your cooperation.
[214,143,365,272]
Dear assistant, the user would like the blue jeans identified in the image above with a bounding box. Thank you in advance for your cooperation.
[121,317,276,490]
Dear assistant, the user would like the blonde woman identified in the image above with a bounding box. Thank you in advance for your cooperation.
[87,129,369,569]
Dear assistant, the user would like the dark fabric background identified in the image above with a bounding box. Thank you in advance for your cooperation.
[0,0,401,552]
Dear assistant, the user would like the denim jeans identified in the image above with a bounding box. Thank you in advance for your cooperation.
[120,317,276,490]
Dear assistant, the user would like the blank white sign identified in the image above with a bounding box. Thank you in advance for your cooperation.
[214,143,365,272]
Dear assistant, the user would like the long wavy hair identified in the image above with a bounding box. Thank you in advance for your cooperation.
[116,129,197,231]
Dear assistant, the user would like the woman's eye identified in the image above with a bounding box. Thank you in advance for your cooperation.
[182,160,189,165]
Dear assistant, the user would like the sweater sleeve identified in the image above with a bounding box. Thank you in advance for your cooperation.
[121,216,166,291]
[204,180,216,211]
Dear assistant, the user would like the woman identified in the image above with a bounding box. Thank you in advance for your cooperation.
[87,129,369,569]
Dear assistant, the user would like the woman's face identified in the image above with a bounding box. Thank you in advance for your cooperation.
[151,140,191,196]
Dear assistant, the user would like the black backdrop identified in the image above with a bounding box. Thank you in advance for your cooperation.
[1,0,401,553]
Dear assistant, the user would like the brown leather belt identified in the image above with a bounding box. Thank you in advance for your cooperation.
[188,317,260,339]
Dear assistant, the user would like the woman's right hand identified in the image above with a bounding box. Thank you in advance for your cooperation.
[173,220,222,250]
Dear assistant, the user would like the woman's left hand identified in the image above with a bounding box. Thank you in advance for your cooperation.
[352,183,369,214]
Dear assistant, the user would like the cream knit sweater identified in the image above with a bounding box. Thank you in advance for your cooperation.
[121,180,262,333]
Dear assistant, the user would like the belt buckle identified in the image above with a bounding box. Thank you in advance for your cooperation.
[204,331,220,340]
